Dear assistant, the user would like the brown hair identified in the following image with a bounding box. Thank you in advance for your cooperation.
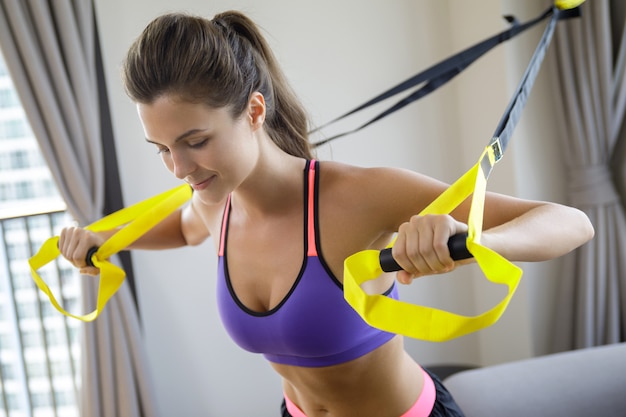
[122,11,312,159]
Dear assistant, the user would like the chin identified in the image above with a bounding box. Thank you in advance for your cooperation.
[197,189,228,206]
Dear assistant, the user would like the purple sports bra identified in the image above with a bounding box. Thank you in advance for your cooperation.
[216,160,398,367]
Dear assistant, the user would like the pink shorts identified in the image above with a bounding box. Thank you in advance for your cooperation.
[284,367,436,417]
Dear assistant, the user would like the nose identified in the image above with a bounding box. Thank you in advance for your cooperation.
[169,150,195,180]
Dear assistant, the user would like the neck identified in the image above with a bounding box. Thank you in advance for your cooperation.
[232,133,308,218]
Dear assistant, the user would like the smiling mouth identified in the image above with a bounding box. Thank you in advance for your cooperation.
[190,176,214,191]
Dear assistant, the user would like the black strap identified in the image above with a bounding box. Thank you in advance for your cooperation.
[311,6,578,148]
[480,6,577,177]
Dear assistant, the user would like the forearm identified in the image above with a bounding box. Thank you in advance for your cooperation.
[102,208,189,251]
[92,196,211,251]
[480,203,594,262]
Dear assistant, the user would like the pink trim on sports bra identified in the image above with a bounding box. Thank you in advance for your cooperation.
[218,193,231,257]
[283,367,436,417]
[306,160,317,257]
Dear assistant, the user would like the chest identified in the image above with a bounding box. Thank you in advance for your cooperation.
[224,211,306,312]
[211,166,395,313]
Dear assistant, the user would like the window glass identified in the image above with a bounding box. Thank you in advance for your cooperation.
[0,44,81,417]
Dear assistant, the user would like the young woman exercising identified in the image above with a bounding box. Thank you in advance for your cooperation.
[58,11,594,417]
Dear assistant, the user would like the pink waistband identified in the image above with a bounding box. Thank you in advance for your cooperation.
[284,367,436,417]
[283,395,307,417]
[402,367,436,416]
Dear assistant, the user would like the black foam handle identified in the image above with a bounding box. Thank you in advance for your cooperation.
[379,233,472,273]
[85,246,99,268]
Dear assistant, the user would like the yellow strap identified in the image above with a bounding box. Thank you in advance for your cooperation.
[28,184,192,322]
[343,146,522,342]
[555,0,586,10]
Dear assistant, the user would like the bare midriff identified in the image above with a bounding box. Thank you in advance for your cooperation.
[272,336,424,417]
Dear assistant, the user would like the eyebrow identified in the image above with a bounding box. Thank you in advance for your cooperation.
[144,128,208,145]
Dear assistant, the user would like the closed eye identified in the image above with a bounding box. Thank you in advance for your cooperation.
[189,138,209,149]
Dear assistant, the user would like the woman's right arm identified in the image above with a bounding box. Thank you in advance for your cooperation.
[58,195,211,274]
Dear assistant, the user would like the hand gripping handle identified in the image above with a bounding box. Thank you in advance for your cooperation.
[379,233,472,272]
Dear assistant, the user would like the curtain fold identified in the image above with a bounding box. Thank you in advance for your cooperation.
[550,0,626,351]
[0,1,159,416]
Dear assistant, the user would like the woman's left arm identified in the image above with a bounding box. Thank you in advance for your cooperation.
[479,196,594,262]
[341,165,594,282]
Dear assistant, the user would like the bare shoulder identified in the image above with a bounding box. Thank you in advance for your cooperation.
[320,161,442,184]
[317,161,450,231]
[318,160,448,202]
[181,192,229,246]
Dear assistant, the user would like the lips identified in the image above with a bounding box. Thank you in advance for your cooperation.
[189,176,214,191]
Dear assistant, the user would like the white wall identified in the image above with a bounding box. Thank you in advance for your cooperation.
[94,0,567,415]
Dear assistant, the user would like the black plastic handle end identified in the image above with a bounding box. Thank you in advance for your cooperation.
[447,233,472,261]
[379,248,401,273]
[85,246,99,268]
[379,233,472,272]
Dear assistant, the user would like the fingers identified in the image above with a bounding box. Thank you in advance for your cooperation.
[58,226,103,271]
[392,214,468,283]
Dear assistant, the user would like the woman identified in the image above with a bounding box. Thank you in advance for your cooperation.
[59,11,594,417]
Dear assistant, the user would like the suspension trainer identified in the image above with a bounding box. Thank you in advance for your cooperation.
[30,2,583,335]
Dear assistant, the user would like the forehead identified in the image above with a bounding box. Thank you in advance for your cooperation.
[138,95,217,121]
[137,96,230,142]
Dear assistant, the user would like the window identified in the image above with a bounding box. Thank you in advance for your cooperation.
[0,88,19,108]
[10,150,29,169]
[0,119,29,140]
[0,185,7,202]
[0,48,81,417]
[14,181,35,200]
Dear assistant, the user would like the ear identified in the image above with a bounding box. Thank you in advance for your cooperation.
[247,92,266,131]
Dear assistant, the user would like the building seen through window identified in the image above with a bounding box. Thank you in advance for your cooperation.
[0,49,81,417]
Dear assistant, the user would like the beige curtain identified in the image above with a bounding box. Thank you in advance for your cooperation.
[0,1,159,416]
[550,0,626,351]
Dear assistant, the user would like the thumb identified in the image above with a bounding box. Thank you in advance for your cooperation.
[396,270,417,285]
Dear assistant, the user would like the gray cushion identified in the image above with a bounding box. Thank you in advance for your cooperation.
[443,343,626,417]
